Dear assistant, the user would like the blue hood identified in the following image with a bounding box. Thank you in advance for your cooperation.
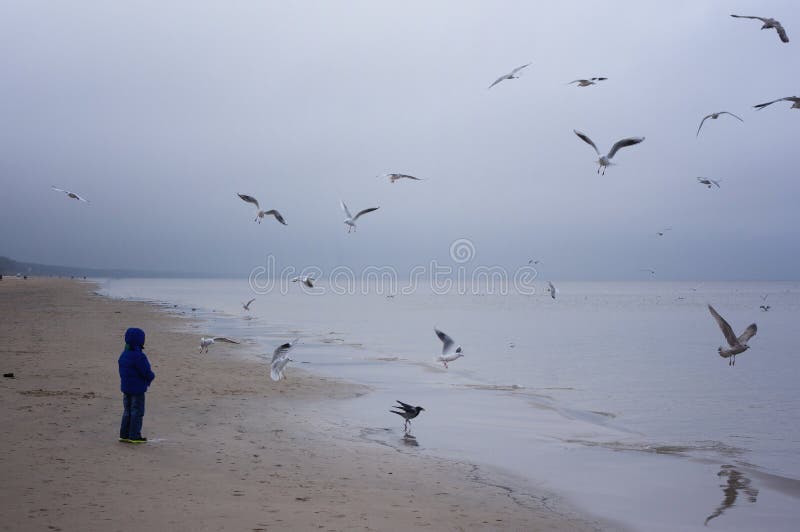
[124,327,146,349]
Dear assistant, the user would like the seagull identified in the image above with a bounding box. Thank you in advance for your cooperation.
[573,130,645,175]
[199,336,240,353]
[242,298,256,311]
[488,62,531,89]
[568,77,607,87]
[760,305,771,312]
[390,400,425,433]
[340,201,379,233]
[292,276,314,288]
[731,14,789,43]
[52,186,89,203]
[657,227,672,237]
[708,305,757,366]
[753,96,800,111]
[434,328,464,368]
[697,177,722,188]
[270,338,299,381]
[380,173,423,184]
[696,112,744,137]
[547,281,557,300]
[641,268,656,276]
[237,193,287,225]
[528,259,541,265]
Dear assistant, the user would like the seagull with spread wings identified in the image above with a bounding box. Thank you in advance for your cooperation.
[292,276,314,288]
[237,193,287,225]
[242,298,256,311]
[568,77,607,87]
[341,201,379,233]
[696,112,743,137]
[697,177,722,189]
[731,14,789,43]
[488,62,532,89]
[708,305,757,366]
[52,186,89,203]
[573,130,645,175]
[270,338,299,381]
[200,336,240,353]
[434,328,464,368]
[380,173,423,184]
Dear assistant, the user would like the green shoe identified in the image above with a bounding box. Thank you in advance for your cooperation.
[119,437,132,443]
[128,437,147,444]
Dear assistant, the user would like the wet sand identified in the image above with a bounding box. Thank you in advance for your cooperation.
[0,278,606,531]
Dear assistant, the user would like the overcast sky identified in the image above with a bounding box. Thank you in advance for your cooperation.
[0,1,797,280]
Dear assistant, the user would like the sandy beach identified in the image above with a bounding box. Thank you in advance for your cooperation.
[0,278,605,531]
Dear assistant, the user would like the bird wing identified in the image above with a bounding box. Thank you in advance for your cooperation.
[775,22,790,43]
[434,328,455,354]
[738,323,757,344]
[52,186,67,194]
[708,305,739,347]
[548,281,556,298]
[397,174,421,181]
[238,193,259,209]
[264,210,287,225]
[511,62,531,75]
[567,80,585,85]
[592,77,608,81]
[353,207,379,221]
[271,339,297,363]
[607,137,645,159]
[696,115,711,137]
[213,337,240,344]
[340,200,353,219]
[719,111,744,122]
[270,357,290,381]
[710,179,721,187]
[245,298,255,306]
[395,400,415,412]
[753,97,785,110]
[573,130,600,155]
[730,14,768,23]
[488,74,508,89]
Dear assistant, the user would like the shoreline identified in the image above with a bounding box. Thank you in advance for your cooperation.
[0,278,607,531]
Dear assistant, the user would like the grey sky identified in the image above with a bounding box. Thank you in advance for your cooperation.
[0,1,797,280]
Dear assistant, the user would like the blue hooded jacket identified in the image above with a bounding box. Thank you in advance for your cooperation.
[118,327,155,394]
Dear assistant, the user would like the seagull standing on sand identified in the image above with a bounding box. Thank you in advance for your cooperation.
[708,305,757,366]
[200,336,240,353]
[242,298,256,311]
[753,96,800,111]
[488,62,531,89]
[390,400,425,433]
[52,186,89,203]
[547,281,557,300]
[292,276,315,288]
[573,130,645,175]
[237,194,287,225]
[697,177,722,189]
[270,338,299,381]
[341,201,379,233]
[434,328,464,368]
[731,14,790,43]
[696,112,743,137]
[568,77,607,87]
[380,173,423,184]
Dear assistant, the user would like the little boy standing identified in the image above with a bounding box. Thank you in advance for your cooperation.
[118,327,155,443]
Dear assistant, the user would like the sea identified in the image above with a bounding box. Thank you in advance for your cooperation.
[97,278,800,531]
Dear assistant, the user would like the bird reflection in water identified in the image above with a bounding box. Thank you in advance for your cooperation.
[402,434,419,447]
[704,465,758,526]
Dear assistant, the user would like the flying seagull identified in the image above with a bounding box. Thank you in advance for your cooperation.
[657,227,672,236]
[488,62,531,89]
[731,14,789,43]
[528,258,541,265]
[52,186,89,203]
[708,305,757,366]
[380,173,423,184]
[390,400,425,433]
[340,201,379,233]
[292,276,314,288]
[760,294,771,312]
[242,298,256,311]
[753,96,800,111]
[696,112,744,137]
[568,77,607,87]
[641,268,656,276]
[434,328,464,368]
[547,281,557,300]
[237,193,287,225]
[573,130,645,175]
[200,336,240,353]
[270,338,299,381]
[697,177,721,189]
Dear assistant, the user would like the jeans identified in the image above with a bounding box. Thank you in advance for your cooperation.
[120,393,145,440]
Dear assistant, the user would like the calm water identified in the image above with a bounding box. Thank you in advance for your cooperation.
[98,278,800,531]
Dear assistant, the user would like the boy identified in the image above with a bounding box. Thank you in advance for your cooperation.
[118,327,155,443]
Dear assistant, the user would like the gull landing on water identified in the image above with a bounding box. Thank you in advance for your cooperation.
[52,186,89,203]
[379,173,423,184]
[488,62,531,89]
[731,14,789,43]
[200,336,240,353]
[236,194,287,225]
[270,338,299,381]
[568,77,607,87]
[573,130,645,175]
[434,328,463,368]
[697,177,721,189]
[708,305,757,366]
[341,201,379,233]
[242,298,256,311]
[753,96,800,111]
[696,112,743,137]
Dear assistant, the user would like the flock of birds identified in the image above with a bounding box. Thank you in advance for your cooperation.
[49,12,793,435]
